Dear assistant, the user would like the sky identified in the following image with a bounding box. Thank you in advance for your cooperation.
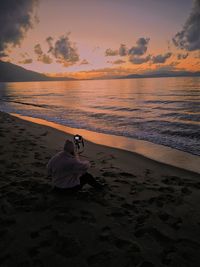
[0,0,200,79]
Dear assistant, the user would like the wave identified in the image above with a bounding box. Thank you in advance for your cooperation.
[161,129,200,139]
[160,112,200,122]
[0,99,55,109]
[91,105,140,112]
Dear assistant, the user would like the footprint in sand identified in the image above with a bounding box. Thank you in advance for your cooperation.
[54,212,79,223]
[30,230,40,239]
[54,235,81,258]
[39,239,52,248]
[28,246,39,258]
[80,210,96,224]
[157,211,170,222]
[170,217,182,230]
[0,253,10,266]
[34,152,42,160]
[0,132,5,137]
[162,176,184,186]
[121,202,137,211]
[40,131,48,136]
[139,261,155,267]
[19,128,25,132]
[0,159,6,164]
[109,207,126,218]
[119,172,136,178]
[148,193,182,207]
[158,186,175,193]
[181,186,192,195]
[32,161,46,167]
[145,169,151,176]
[158,211,183,229]
[113,178,130,184]
[99,226,112,241]
[135,226,174,247]
[102,171,118,178]
[87,250,112,266]
[32,258,44,267]
[114,236,141,252]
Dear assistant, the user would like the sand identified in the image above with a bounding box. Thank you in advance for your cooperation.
[0,111,200,267]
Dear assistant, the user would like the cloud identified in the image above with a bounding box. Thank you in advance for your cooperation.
[173,0,200,51]
[34,43,53,64]
[0,0,38,56]
[46,34,79,66]
[119,44,127,56]
[18,52,33,64]
[34,44,43,56]
[152,52,172,64]
[105,48,118,56]
[0,52,8,58]
[80,59,89,65]
[129,55,151,64]
[69,67,137,79]
[46,36,54,53]
[18,58,33,64]
[109,59,126,65]
[143,64,182,76]
[105,37,150,58]
[128,38,150,56]
[39,54,52,64]
[177,53,189,60]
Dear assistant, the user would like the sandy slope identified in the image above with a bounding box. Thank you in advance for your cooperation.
[0,111,200,267]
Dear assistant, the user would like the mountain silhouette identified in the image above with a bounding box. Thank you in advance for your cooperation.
[0,61,74,82]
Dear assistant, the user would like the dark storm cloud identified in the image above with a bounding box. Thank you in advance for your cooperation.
[119,44,127,56]
[129,55,151,64]
[152,52,172,64]
[177,53,189,60]
[46,34,79,66]
[105,37,150,57]
[0,0,38,56]
[105,48,118,56]
[34,43,52,64]
[173,0,200,51]
[128,38,150,56]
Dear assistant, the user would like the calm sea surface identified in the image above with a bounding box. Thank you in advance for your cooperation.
[0,77,200,156]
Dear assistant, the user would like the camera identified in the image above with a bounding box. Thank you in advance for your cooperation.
[73,134,84,152]
[74,135,81,141]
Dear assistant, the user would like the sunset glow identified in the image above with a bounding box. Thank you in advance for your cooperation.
[1,0,200,79]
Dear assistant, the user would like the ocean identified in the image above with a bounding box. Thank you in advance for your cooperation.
[0,77,200,156]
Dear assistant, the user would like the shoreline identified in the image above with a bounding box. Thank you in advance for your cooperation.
[1,110,200,266]
[11,112,200,175]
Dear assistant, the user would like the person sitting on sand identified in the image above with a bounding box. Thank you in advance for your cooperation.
[47,139,102,192]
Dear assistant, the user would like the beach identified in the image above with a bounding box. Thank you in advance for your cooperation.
[0,110,200,267]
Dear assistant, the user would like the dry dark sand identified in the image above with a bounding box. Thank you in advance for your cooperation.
[0,111,200,267]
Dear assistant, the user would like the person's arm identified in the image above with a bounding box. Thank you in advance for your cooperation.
[72,159,91,173]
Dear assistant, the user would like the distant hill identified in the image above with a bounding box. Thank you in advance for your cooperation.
[119,70,200,80]
[0,61,74,82]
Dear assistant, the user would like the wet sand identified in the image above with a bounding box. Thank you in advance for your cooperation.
[0,111,200,267]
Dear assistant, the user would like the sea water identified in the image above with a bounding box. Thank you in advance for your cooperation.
[0,77,199,156]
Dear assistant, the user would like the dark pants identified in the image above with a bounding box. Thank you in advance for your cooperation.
[54,172,100,193]
[79,172,100,188]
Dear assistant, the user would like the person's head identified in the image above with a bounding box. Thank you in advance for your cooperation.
[64,139,75,156]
